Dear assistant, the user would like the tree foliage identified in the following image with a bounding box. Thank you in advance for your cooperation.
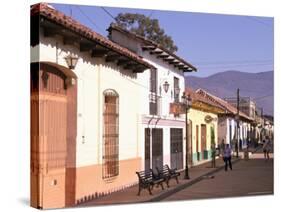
[211,126,215,147]
[113,13,178,53]
[210,126,216,167]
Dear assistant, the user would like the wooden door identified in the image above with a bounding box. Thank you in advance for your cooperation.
[170,128,183,169]
[144,128,151,171]
[201,124,207,153]
[152,128,163,172]
[31,62,77,209]
[31,69,67,208]
[196,125,199,161]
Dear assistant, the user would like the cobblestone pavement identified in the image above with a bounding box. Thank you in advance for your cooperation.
[161,153,273,202]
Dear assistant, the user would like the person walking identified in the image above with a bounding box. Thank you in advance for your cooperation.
[263,136,271,160]
[223,144,232,171]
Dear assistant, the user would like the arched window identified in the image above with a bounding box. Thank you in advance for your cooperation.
[103,89,119,179]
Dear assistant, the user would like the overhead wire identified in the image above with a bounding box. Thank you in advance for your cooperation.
[67,5,274,114]
[192,59,273,65]
[239,87,273,94]
[253,94,273,101]
[195,62,272,69]
[75,5,104,32]
[100,7,117,22]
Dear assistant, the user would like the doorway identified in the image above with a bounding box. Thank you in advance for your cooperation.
[201,124,207,159]
[152,128,163,172]
[30,62,77,209]
[170,128,183,169]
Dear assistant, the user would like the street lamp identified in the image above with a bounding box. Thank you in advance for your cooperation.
[181,92,192,179]
[64,54,79,69]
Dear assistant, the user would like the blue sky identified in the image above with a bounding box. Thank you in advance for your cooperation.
[52,3,274,77]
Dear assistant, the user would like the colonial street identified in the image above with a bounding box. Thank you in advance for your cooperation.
[161,152,273,202]
[77,148,273,207]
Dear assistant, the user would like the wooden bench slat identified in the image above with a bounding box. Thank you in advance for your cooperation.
[156,164,180,188]
[136,169,165,195]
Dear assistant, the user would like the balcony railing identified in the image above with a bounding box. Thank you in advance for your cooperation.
[169,102,185,116]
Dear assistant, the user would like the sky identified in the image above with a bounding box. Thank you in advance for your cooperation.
[51,3,274,78]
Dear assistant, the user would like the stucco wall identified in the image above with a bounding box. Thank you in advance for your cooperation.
[188,108,218,163]
[37,31,144,167]
[32,30,150,204]
[218,116,227,144]
[110,29,186,119]
[218,116,250,149]
[143,51,185,117]
[110,31,188,171]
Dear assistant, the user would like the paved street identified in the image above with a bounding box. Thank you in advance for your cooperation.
[76,147,273,208]
[162,153,273,202]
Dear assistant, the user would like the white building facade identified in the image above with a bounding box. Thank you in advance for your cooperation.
[30,4,155,209]
[108,25,197,171]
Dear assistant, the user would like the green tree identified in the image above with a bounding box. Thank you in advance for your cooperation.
[112,13,178,53]
[210,126,216,167]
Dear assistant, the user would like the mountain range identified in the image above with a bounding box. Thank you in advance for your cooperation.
[185,70,274,116]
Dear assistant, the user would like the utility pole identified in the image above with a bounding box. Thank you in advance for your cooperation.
[261,108,264,124]
[236,88,240,158]
[185,105,190,179]
[261,107,264,142]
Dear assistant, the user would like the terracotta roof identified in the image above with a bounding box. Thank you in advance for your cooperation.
[108,24,197,72]
[30,3,155,70]
[185,88,225,113]
[196,88,253,121]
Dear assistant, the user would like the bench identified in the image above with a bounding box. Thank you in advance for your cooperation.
[136,169,165,195]
[156,164,180,188]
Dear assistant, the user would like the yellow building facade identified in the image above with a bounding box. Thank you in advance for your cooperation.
[186,89,224,165]
[188,108,218,165]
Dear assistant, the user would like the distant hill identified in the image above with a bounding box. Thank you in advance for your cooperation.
[185,70,274,116]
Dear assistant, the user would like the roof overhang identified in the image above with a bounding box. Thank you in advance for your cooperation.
[107,24,197,73]
[142,45,197,72]
[31,3,156,73]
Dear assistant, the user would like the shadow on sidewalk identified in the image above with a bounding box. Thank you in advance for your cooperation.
[76,156,242,208]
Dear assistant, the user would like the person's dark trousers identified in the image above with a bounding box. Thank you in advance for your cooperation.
[224,157,232,171]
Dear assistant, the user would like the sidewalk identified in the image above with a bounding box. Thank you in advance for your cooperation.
[76,156,243,208]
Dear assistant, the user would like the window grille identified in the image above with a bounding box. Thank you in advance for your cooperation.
[103,90,119,179]
[174,77,179,102]
[149,69,158,115]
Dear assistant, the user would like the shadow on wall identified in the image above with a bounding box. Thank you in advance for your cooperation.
[18,197,29,206]
[102,63,138,80]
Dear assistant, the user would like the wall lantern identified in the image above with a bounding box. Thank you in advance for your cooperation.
[163,81,170,93]
[64,54,78,69]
